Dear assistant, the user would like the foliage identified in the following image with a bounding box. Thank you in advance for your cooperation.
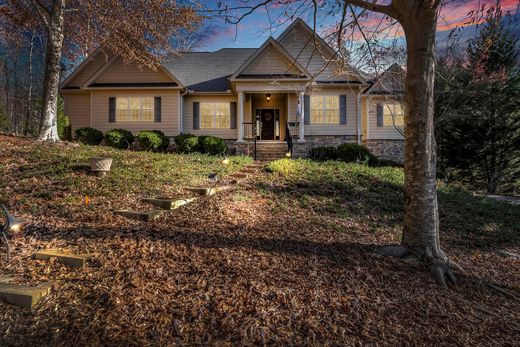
[174,133,199,153]
[308,146,338,161]
[104,129,135,149]
[198,135,227,155]
[435,6,520,194]
[75,127,104,145]
[265,158,298,176]
[336,143,377,165]
[136,130,169,152]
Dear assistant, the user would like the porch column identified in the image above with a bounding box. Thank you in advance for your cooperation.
[237,92,244,142]
[298,91,305,142]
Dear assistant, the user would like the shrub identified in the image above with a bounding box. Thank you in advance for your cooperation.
[104,129,134,149]
[373,158,403,168]
[75,127,103,145]
[136,131,164,152]
[265,158,297,176]
[308,146,338,161]
[198,135,227,155]
[174,133,199,153]
[151,130,170,152]
[337,143,377,164]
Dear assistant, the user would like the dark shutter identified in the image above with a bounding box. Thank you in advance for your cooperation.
[376,103,384,127]
[154,97,162,122]
[339,95,347,124]
[109,97,116,123]
[304,95,310,125]
[230,102,237,129]
[193,102,200,130]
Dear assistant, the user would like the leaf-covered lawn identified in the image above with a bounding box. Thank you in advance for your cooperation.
[0,135,519,346]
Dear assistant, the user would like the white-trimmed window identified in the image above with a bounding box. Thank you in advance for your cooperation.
[116,97,153,122]
[384,103,404,126]
[200,103,230,128]
[310,95,340,124]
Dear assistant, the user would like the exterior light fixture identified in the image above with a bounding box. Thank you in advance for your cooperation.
[1,205,24,261]
[221,156,230,165]
[266,93,271,103]
[286,152,292,158]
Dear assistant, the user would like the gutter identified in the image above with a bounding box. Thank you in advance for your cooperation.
[357,90,362,145]
[179,88,189,134]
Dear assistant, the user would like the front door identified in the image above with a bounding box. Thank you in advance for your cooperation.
[260,109,275,140]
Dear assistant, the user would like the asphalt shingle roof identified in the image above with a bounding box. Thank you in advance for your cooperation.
[162,48,255,91]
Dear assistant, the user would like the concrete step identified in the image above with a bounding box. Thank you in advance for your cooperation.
[142,197,197,210]
[113,209,165,221]
[0,282,52,308]
[185,186,230,196]
[34,249,93,268]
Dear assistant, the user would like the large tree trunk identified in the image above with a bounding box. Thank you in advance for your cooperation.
[38,0,65,141]
[400,10,447,264]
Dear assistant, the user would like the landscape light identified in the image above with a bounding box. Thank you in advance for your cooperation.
[286,152,292,158]
[1,205,24,261]
[221,156,230,165]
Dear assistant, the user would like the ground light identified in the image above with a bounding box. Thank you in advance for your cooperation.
[1,205,24,261]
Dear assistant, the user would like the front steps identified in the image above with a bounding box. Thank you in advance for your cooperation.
[251,142,289,161]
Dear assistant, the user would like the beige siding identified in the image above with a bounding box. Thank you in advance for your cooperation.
[91,90,179,136]
[361,97,368,140]
[63,92,91,132]
[241,44,301,75]
[367,96,404,140]
[304,88,357,136]
[66,52,110,87]
[183,95,238,139]
[95,57,172,84]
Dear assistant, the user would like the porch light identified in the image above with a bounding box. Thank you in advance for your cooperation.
[1,205,24,261]
[266,93,271,103]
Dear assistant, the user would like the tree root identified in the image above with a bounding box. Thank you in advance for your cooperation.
[430,262,457,289]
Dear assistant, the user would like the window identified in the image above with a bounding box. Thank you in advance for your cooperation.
[383,103,404,126]
[310,95,339,124]
[200,103,230,128]
[116,97,153,122]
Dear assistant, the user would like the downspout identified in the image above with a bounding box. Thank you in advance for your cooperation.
[179,88,189,134]
[357,89,362,145]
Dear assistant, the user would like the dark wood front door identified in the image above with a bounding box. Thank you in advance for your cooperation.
[260,109,275,140]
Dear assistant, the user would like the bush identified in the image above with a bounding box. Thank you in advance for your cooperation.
[151,130,170,152]
[198,135,227,155]
[337,143,377,164]
[308,146,338,161]
[136,131,163,152]
[174,133,199,153]
[104,129,134,149]
[373,158,403,168]
[75,127,104,145]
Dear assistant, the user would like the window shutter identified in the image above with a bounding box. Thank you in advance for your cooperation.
[304,95,310,125]
[109,97,116,123]
[154,97,162,122]
[376,103,384,127]
[339,95,347,124]
[193,102,200,130]
[230,102,237,129]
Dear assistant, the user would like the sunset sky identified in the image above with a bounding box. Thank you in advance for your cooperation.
[198,0,519,50]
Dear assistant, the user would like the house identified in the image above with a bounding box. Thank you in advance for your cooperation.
[60,18,405,162]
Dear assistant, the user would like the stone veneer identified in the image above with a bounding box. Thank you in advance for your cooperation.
[364,139,404,163]
[293,135,357,158]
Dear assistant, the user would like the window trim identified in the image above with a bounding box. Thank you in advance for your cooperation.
[115,96,154,122]
[199,102,231,129]
[310,95,340,125]
[383,102,404,127]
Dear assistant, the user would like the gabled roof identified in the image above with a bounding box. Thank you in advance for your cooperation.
[230,37,311,80]
[364,64,405,95]
[162,48,255,91]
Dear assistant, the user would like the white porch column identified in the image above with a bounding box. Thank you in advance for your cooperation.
[298,91,305,142]
[237,92,244,142]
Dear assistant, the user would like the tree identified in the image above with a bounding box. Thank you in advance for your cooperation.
[1,0,201,140]
[218,0,476,285]
[436,5,520,194]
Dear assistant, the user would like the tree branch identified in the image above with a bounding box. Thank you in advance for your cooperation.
[30,0,50,28]
[346,0,397,19]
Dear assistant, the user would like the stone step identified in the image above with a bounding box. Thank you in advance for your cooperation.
[34,249,93,268]
[229,172,248,179]
[142,197,197,210]
[0,282,52,308]
[185,186,230,196]
[113,209,165,221]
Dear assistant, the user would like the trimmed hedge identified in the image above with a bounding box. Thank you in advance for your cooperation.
[336,143,377,164]
[308,146,338,161]
[136,131,163,152]
[151,130,170,152]
[198,135,227,155]
[75,127,103,145]
[174,133,199,153]
[104,129,134,149]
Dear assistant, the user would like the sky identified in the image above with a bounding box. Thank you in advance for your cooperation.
[195,0,520,51]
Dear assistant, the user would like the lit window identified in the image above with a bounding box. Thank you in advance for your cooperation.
[384,103,404,126]
[116,97,154,122]
[310,95,339,124]
[200,103,231,128]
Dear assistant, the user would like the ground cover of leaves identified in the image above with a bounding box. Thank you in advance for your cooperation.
[0,135,519,346]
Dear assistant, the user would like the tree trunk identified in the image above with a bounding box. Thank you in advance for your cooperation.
[400,10,447,263]
[38,0,65,141]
